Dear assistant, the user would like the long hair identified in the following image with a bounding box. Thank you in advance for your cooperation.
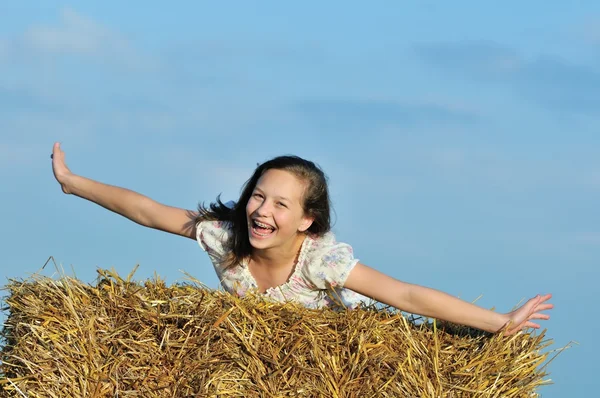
[197,155,332,268]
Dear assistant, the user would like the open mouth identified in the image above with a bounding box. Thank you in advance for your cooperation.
[251,220,276,237]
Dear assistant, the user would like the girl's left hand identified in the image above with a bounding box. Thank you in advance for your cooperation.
[503,294,553,335]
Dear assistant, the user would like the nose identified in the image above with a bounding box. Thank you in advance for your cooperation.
[255,199,273,216]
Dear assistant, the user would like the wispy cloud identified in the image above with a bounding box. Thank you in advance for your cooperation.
[153,146,254,199]
[0,8,153,71]
[579,16,600,45]
[293,98,478,133]
[518,56,600,113]
[573,233,600,246]
[0,142,45,170]
[414,41,520,80]
[0,84,63,114]
[414,41,600,115]
[584,170,600,189]
[0,7,174,157]
[0,143,31,160]
[0,38,8,59]
[23,8,122,55]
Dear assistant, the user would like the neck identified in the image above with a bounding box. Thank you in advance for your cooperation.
[251,233,306,269]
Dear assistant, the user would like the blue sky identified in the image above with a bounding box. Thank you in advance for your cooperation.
[1,2,599,395]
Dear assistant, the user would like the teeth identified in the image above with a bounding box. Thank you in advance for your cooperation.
[254,220,273,229]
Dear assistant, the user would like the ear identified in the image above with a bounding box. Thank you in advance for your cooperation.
[298,215,314,233]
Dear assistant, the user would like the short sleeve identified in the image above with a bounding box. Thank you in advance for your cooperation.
[301,233,360,290]
[196,220,232,268]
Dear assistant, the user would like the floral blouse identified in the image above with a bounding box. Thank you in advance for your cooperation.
[196,220,370,309]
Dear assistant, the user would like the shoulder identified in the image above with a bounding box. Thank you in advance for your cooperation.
[300,232,358,288]
[195,200,236,252]
[196,220,233,256]
[306,232,356,262]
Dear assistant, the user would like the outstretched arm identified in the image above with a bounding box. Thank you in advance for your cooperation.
[51,142,198,240]
[344,262,553,334]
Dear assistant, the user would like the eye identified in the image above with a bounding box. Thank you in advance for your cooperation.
[277,201,288,208]
[252,193,264,199]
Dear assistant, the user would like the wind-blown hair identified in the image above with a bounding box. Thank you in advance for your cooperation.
[196,155,332,268]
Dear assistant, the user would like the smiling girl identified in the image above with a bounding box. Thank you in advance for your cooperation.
[51,142,552,334]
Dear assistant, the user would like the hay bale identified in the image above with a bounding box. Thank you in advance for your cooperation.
[1,269,553,397]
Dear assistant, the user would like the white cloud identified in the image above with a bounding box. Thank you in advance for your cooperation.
[415,40,600,115]
[0,142,41,169]
[1,8,154,71]
[580,16,600,45]
[585,170,600,188]
[574,233,600,246]
[154,146,254,198]
[0,109,96,172]
[0,38,8,59]
[428,148,467,170]
[23,8,117,55]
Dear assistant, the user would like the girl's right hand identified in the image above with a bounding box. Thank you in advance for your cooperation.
[51,142,73,194]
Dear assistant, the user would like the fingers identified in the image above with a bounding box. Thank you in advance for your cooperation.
[52,142,67,166]
[534,303,554,312]
[531,294,553,313]
[527,294,553,321]
[51,142,71,175]
[506,321,539,335]
[52,142,62,158]
[528,294,553,310]
[519,304,552,331]
[524,321,541,329]
[537,293,552,303]
[529,313,550,320]
[504,293,554,335]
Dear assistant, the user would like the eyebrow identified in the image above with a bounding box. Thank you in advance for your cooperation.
[254,187,291,202]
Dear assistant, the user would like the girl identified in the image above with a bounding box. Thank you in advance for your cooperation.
[51,142,552,334]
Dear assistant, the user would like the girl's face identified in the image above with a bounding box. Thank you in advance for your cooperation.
[246,169,314,251]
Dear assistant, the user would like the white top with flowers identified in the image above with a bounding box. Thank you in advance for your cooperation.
[196,220,370,309]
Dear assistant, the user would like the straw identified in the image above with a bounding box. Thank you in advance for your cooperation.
[1,268,555,397]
